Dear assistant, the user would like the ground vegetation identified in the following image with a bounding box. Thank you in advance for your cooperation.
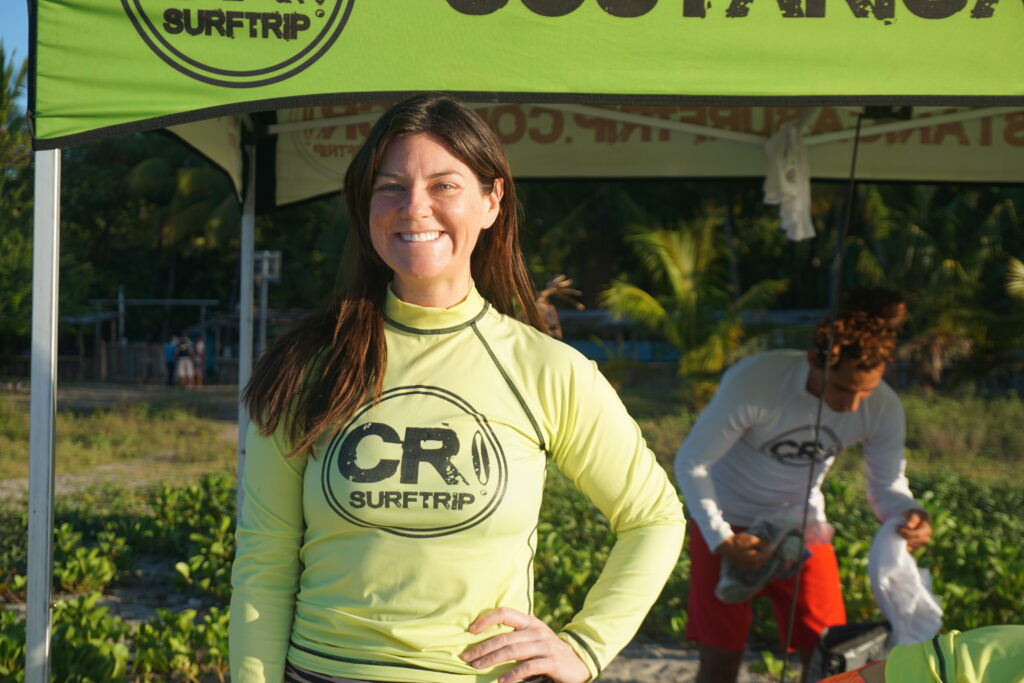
[1,389,1022,680]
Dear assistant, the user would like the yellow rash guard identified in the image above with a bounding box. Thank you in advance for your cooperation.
[229,286,686,683]
[884,627,1024,683]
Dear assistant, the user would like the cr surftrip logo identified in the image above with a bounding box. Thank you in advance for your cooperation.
[122,0,355,88]
[321,386,509,538]
[761,425,843,467]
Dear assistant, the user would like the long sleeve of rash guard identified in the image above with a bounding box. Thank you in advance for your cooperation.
[544,354,687,678]
[230,423,307,683]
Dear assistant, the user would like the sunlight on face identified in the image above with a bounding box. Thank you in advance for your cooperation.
[368,133,502,308]
[807,354,886,413]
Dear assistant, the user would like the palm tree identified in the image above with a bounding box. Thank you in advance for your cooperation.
[600,215,788,399]
[519,182,651,307]
[0,43,28,174]
[850,185,1023,387]
[0,45,31,346]
[128,155,240,254]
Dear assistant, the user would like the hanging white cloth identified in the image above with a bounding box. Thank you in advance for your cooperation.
[868,517,943,646]
[763,122,815,241]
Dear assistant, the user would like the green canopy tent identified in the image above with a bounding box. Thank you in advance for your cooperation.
[26,1,1024,680]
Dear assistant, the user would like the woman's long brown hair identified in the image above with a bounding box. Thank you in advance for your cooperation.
[244,94,546,455]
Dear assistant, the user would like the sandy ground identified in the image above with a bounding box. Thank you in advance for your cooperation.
[600,640,775,682]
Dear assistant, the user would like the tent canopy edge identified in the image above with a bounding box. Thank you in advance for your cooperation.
[30,91,1024,151]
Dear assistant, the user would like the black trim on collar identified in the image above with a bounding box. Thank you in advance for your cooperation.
[384,302,490,335]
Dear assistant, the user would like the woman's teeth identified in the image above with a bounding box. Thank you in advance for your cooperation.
[400,231,441,242]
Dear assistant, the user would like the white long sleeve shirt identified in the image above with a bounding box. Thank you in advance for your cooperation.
[674,350,918,552]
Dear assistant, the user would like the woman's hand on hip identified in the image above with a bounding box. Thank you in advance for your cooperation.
[461,607,590,683]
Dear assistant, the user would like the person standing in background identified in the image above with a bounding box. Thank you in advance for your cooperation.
[193,334,206,387]
[175,334,195,388]
[164,335,179,387]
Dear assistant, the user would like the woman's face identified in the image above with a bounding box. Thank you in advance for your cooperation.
[369,133,502,307]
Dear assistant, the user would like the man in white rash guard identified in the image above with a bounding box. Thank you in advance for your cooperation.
[674,305,933,683]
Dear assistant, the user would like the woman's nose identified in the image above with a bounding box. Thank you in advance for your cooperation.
[401,185,432,218]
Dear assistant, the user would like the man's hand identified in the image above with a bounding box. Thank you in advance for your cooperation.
[715,532,771,572]
[898,508,932,551]
[461,607,590,683]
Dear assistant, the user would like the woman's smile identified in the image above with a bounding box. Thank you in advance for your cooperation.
[398,230,444,243]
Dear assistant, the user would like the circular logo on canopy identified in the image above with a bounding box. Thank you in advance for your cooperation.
[321,386,508,538]
[122,0,354,88]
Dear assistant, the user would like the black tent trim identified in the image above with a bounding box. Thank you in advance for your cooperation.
[30,89,1024,152]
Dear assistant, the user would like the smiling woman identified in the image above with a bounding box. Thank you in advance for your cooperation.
[368,133,502,308]
[231,94,685,683]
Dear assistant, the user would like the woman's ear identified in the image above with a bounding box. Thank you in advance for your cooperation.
[482,178,504,230]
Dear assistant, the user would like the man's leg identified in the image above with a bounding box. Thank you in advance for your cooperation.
[686,524,754,683]
[697,644,744,683]
[797,647,814,683]
[764,541,847,683]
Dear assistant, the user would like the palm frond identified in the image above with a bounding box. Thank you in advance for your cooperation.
[1008,257,1024,303]
[854,245,886,286]
[680,320,739,375]
[599,276,674,343]
[729,278,789,314]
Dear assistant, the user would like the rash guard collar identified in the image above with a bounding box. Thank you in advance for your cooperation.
[383,284,490,335]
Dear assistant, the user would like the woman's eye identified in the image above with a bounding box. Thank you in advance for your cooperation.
[375,183,403,192]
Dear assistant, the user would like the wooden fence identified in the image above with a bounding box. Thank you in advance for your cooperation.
[1,342,234,385]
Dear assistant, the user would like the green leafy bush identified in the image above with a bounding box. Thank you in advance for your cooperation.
[130,606,230,682]
[49,593,131,683]
[174,513,234,602]
[0,610,25,682]
[51,522,122,593]
[131,608,201,682]
[2,398,1024,680]
[54,547,118,593]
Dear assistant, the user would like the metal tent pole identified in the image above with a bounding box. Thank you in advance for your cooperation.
[237,143,256,509]
[26,148,61,683]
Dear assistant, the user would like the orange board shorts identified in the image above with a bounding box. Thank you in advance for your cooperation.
[685,522,847,652]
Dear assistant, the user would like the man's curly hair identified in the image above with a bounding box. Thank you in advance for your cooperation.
[813,312,897,369]
[840,286,908,331]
